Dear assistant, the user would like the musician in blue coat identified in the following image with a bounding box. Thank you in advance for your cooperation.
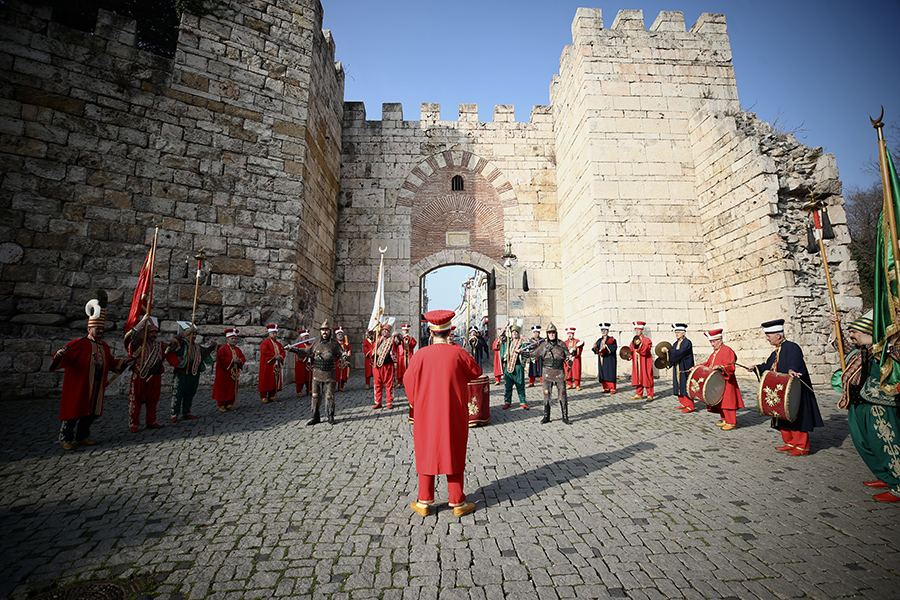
[663,323,694,411]
[591,323,617,393]
[749,319,824,456]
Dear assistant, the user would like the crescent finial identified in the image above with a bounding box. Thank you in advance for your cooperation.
[871,105,885,128]
[379,246,388,254]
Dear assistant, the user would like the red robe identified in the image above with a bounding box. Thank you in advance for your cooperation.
[565,338,584,383]
[258,337,285,394]
[335,338,352,381]
[50,337,124,420]
[213,343,245,404]
[701,344,744,410]
[492,337,502,379]
[405,343,483,475]
[396,335,417,382]
[630,336,654,387]
[294,341,312,388]
[362,337,375,379]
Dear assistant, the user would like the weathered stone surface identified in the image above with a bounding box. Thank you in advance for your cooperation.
[207,257,255,277]
[10,313,68,326]
[12,352,42,373]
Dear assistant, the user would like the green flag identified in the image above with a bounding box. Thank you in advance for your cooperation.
[872,147,900,394]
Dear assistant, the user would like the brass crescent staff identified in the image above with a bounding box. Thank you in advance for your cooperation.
[802,197,846,373]
[871,106,900,289]
[185,248,207,368]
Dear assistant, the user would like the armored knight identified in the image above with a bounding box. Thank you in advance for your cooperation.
[291,319,346,425]
[529,323,573,424]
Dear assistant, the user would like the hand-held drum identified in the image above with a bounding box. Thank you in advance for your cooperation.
[467,375,491,427]
[756,370,800,421]
[687,365,725,406]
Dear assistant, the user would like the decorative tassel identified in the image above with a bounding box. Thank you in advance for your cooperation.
[806,223,818,254]
[821,210,835,240]
[522,271,529,292]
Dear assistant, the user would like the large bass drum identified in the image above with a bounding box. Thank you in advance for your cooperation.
[408,375,491,427]
[756,370,800,422]
[687,365,725,407]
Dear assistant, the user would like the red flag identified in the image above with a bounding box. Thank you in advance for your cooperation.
[124,246,154,341]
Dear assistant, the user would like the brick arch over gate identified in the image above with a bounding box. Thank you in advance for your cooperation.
[398,150,518,266]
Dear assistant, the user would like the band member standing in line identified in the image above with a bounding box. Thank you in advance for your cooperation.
[373,322,401,409]
[661,323,694,412]
[213,328,245,411]
[492,326,505,385]
[500,323,529,411]
[626,321,654,401]
[396,324,416,388]
[259,324,285,403]
[701,328,743,430]
[362,329,376,390]
[592,323,617,393]
[527,325,543,388]
[293,329,312,397]
[748,319,823,455]
[564,327,585,390]
[334,327,352,392]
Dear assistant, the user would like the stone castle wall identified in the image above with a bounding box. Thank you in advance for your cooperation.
[0,1,861,398]
[0,0,344,397]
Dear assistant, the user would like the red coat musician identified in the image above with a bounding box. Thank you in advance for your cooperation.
[362,331,376,389]
[701,328,744,429]
[628,321,654,400]
[50,298,127,449]
[492,327,504,385]
[372,324,400,409]
[126,315,169,432]
[293,329,312,396]
[396,324,417,387]
[406,310,482,518]
[213,329,245,410]
[334,327,352,391]
[258,324,285,403]
[564,327,584,390]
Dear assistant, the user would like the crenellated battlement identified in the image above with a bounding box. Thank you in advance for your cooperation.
[342,101,553,126]
[570,8,730,60]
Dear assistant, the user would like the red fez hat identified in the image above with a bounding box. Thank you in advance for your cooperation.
[705,328,723,340]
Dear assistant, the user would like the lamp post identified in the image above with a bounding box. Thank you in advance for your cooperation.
[501,242,517,323]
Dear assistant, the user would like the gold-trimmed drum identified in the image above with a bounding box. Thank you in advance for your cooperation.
[687,365,725,406]
[467,375,491,427]
[756,370,800,422]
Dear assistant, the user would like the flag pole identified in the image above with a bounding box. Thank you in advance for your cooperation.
[872,108,900,288]
[138,227,159,370]
[803,199,846,372]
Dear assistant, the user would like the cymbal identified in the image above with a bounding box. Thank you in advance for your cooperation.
[655,341,672,357]
[654,356,670,370]
[619,347,633,360]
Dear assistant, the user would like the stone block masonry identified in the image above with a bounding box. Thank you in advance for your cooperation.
[0,0,344,398]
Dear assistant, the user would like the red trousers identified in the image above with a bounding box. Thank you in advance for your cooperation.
[418,473,465,506]
[710,407,736,425]
[129,373,161,429]
[679,395,694,410]
[603,381,617,393]
[374,364,395,406]
[781,429,809,450]
[636,384,654,397]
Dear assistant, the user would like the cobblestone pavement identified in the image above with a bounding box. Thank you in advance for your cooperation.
[1,374,898,600]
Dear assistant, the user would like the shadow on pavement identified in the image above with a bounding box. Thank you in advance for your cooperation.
[470,441,656,508]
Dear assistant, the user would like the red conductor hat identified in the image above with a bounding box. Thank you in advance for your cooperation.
[425,310,455,332]
[704,328,723,340]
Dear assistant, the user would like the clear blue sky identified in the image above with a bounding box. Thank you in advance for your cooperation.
[323,0,900,302]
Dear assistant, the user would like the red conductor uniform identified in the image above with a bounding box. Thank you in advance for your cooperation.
[258,324,285,403]
[701,328,744,429]
[406,310,482,518]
